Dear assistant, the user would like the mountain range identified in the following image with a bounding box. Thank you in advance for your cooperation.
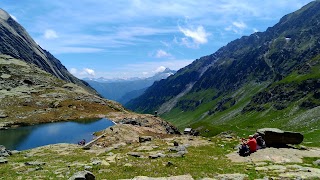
[126,0,320,145]
[84,68,176,104]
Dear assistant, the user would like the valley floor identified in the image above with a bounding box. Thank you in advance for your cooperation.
[1,127,320,180]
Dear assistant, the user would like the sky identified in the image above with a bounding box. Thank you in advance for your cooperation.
[0,0,315,79]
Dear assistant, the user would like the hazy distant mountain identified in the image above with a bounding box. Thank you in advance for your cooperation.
[83,76,144,83]
[84,68,176,104]
[126,1,320,140]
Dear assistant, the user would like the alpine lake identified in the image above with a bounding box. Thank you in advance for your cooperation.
[0,118,114,150]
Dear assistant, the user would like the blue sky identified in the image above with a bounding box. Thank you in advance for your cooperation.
[0,0,314,79]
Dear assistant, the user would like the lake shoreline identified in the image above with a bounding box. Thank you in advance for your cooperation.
[0,118,115,151]
[0,114,115,130]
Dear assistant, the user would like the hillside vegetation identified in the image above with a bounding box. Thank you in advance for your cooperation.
[127,1,320,146]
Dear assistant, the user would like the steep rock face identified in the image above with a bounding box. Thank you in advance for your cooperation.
[127,1,320,115]
[0,8,95,94]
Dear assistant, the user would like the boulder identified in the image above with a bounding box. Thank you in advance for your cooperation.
[139,136,152,143]
[168,145,187,152]
[167,151,186,158]
[122,118,141,126]
[0,157,8,164]
[84,165,92,170]
[0,145,11,157]
[91,160,101,166]
[25,161,46,166]
[127,152,143,158]
[68,171,95,180]
[0,110,8,118]
[314,159,320,166]
[256,128,303,146]
[149,153,166,159]
[124,163,133,167]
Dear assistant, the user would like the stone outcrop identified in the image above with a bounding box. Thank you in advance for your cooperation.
[256,128,303,146]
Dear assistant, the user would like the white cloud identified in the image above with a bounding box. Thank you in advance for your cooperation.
[179,25,210,45]
[154,66,166,73]
[160,41,170,48]
[84,68,95,76]
[77,68,96,77]
[44,29,58,39]
[225,21,247,34]
[232,21,247,29]
[69,68,77,75]
[253,28,259,33]
[155,49,171,58]
[50,47,104,54]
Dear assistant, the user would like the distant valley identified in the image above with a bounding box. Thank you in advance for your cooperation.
[84,68,176,105]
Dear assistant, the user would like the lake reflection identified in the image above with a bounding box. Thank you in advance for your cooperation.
[0,118,114,150]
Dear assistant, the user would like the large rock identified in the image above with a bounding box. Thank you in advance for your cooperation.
[68,171,95,180]
[0,145,11,157]
[0,110,8,118]
[314,159,320,166]
[0,157,8,164]
[139,136,152,143]
[25,161,46,166]
[120,175,194,180]
[127,152,143,158]
[256,128,303,146]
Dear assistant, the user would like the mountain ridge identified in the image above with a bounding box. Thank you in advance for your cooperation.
[126,0,320,144]
[0,8,96,94]
[0,8,126,128]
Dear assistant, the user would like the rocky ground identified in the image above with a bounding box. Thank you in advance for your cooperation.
[227,147,320,179]
[1,123,320,179]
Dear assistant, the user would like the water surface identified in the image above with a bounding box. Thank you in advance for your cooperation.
[0,118,114,150]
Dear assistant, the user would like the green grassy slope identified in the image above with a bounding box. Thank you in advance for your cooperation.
[163,56,320,146]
